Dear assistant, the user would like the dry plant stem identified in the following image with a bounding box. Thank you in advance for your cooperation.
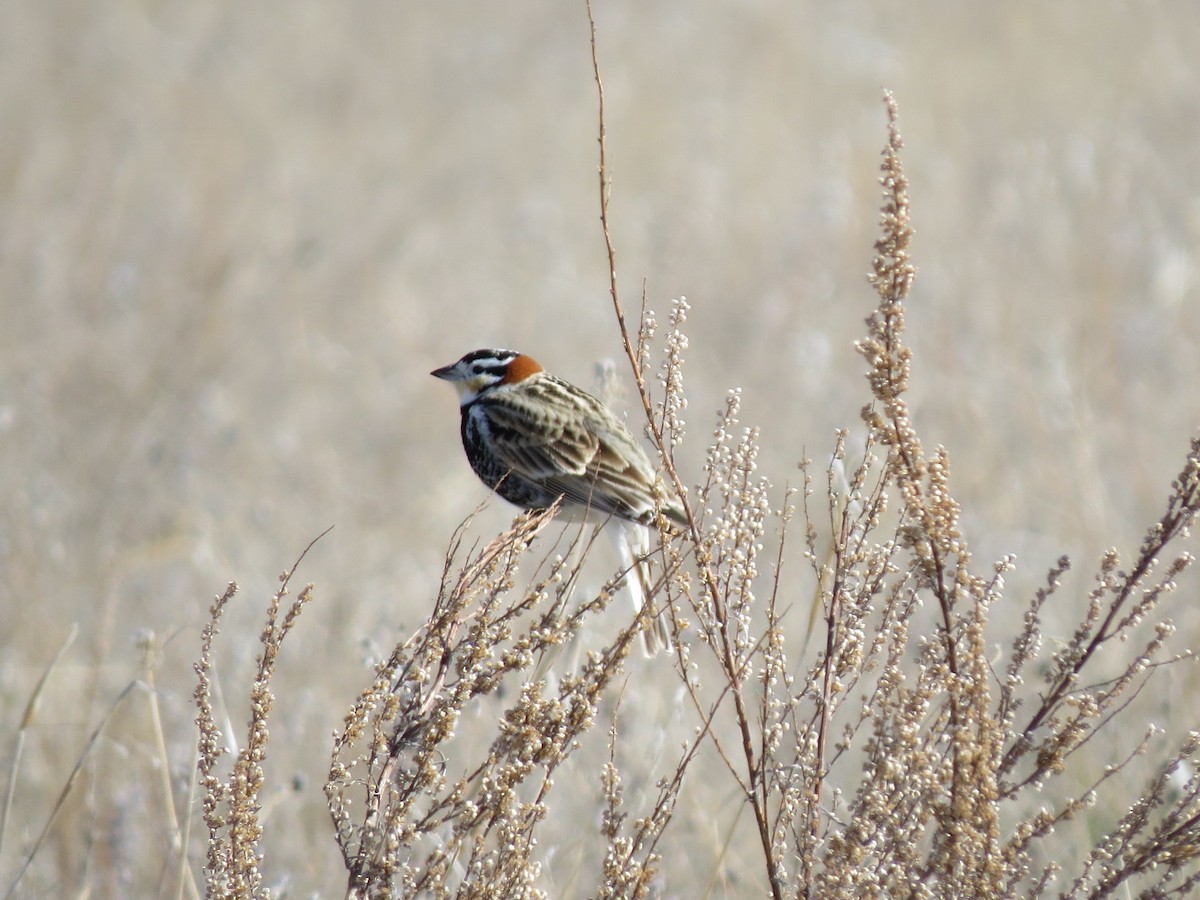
[0,623,77,867]
[864,98,956,677]
[996,555,1070,733]
[600,679,720,899]
[194,527,327,899]
[586,0,695,548]
[327,504,682,897]
[1065,729,1200,897]
[586,0,627,382]
[587,6,784,897]
[177,727,202,900]
[138,632,202,900]
[811,464,855,852]
[857,91,1010,888]
[4,679,138,900]
[194,581,250,896]
[999,439,1200,785]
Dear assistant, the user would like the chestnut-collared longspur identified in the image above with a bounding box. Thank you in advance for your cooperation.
[431,348,684,654]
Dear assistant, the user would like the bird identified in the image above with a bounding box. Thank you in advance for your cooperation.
[431,348,685,654]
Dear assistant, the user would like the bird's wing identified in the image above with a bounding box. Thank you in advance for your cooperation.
[482,391,661,523]
[545,432,658,523]
[480,394,596,480]
[581,409,689,529]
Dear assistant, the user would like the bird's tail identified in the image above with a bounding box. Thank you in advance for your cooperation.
[607,519,671,655]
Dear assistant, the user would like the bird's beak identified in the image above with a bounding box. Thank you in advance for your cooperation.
[430,363,457,380]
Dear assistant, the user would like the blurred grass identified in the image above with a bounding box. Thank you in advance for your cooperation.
[2,1,1198,895]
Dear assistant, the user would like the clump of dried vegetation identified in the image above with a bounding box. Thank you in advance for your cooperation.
[187,22,1200,900]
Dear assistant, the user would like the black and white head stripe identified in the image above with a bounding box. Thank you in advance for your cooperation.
[461,348,520,376]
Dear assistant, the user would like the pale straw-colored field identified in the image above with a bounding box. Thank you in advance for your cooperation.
[3,3,1198,895]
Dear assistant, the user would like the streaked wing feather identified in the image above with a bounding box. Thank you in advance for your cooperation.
[538,439,656,521]
[482,394,596,479]
[481,375,663,522]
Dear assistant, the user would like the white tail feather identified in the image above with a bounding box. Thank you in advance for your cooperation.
[606,519,671,655]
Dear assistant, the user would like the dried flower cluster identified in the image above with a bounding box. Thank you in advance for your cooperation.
[186,45,1200,900]
[194,531,318,899]
[322,503,687,898]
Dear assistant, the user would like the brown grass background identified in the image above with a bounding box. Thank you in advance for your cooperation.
[3,1,1199,895]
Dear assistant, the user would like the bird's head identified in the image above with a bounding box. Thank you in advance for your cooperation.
[431,349,545,406]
